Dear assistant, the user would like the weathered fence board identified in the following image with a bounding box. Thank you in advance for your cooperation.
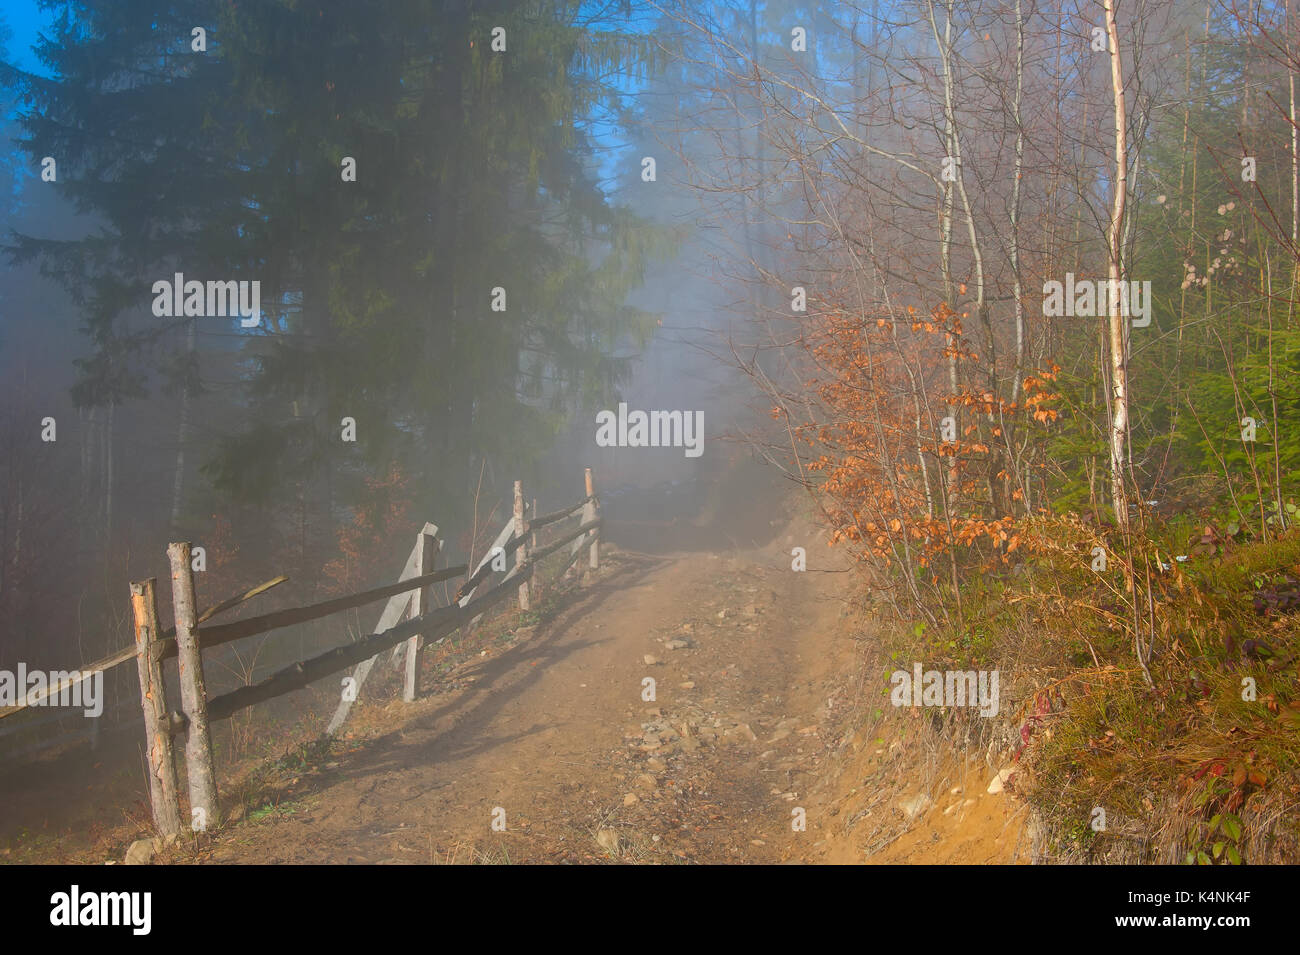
[514,481,531,613]
[456,512,521,638]
[585,467,600,570]
[120,474,601,837]
[454,517,527,604]
[168,542,219,830]
[130,578,182,838]
[402,529,440,703]
[326,523,439,735]
[530,497,591,530]
[0,575,289,723]
[193,562,464,652]
[533,517,603,563]
[188,563,535,731]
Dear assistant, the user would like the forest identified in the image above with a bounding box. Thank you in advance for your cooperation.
[0,0,1297,869]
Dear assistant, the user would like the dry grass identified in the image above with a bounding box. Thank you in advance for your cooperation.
[875,516,1300,864]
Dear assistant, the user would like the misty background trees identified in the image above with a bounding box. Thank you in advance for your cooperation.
[1,2,677,692]
[1,0,1298,714]
[646,0,1300,618]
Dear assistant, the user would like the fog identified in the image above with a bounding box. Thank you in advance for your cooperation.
[0,1,796,791]
[3,0,1271,877]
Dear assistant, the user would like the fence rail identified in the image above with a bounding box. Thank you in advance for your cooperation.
[0,576,291,722]
[117,468,602,837]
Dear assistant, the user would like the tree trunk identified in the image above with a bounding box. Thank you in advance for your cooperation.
[1104,0,1131,530]
[104,402,115,545]
[169,318,196,532]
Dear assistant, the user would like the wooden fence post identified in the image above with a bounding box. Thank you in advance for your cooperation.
[167,542,219,832]
[130,578,182,838]
[514,480,531,612]
[585,467,600,570]
[328,523,437,734]
[530,497,539,602]
[459,515,515,639]
[402,528,439,703]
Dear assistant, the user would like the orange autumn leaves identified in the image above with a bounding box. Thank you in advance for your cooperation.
[321,463,414,596]
[792,300,1057,572]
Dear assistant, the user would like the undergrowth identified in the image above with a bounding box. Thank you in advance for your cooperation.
[884,516,1300,863]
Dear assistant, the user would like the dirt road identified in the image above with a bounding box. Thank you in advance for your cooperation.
[2,462,1027,865]
[201,470,865,864]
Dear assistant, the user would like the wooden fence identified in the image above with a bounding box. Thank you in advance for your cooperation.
[4,469,602,839]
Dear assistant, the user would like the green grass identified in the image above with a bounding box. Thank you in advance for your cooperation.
[248,800,300,823]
